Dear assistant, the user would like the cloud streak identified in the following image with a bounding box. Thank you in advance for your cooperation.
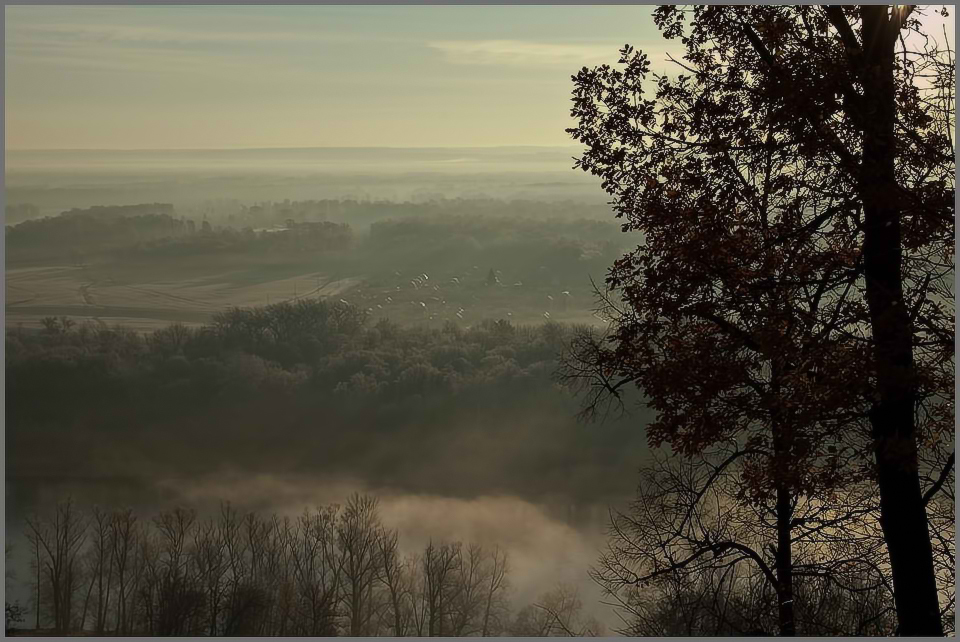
[428,40,618,67]
[14,23,328,46]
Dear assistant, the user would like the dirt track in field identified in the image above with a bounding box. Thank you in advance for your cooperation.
[6,264,362,330]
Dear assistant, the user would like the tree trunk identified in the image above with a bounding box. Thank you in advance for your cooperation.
[481,591,493,637]
[391,585,404,637]
[78,571,96,633]
[775,484,795,637]
[771,354,796,636]
[857,6,943,636]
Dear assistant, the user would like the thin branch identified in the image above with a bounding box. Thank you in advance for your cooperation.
[922,451,955,505]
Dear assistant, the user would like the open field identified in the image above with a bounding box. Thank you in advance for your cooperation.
[6,258,606,332]
[6,262,361,330]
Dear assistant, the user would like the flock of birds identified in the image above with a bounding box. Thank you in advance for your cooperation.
[328,266,583,326]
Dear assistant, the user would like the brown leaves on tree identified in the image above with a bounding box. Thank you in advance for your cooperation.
[565,5,954,502]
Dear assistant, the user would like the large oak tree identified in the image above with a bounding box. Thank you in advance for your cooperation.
[567,5,953,635]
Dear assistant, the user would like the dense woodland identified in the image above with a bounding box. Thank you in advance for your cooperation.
[7,300,648,505]
[7,299,578,415]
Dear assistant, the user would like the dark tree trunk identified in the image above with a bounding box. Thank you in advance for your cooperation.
[771,353,796,636]
[775,484,795,637]
[856,6,942,636]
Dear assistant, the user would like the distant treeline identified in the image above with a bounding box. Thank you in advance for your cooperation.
[116,220,355,260]
[4,200,626,268]
[6,205,185,262]
[225,198,613,229]
[5,204,353,263]
[11,494,603,636]
[4,203,627,307]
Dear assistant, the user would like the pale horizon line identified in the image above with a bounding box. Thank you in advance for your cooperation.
[6,144,583,153]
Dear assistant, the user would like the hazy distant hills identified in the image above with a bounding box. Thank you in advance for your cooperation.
[5,145,587,175]
[5,146,604,215]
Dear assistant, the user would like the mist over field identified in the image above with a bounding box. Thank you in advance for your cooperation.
[5,146,650,633]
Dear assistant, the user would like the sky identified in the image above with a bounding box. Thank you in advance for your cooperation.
[5,6,953,150]
[4,5,673,150]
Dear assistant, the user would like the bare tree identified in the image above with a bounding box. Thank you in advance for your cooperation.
[422,540,462,636]
[447,542,487,636]
[592,445,908,636]
[337,493,383,635]
[76,506,115,632]
[27,525,42,630]
[109,508,138,634]
[375,527,415,636]
[25,499,87,633]
[152,507,204,635]
[480,545,510,637]
[192,513,228,635]
[289,507,342,635]
[512,583,603,637]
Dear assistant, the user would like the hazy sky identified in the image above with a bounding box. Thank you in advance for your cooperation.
[5,5,674,150]
[6,5,953,151]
